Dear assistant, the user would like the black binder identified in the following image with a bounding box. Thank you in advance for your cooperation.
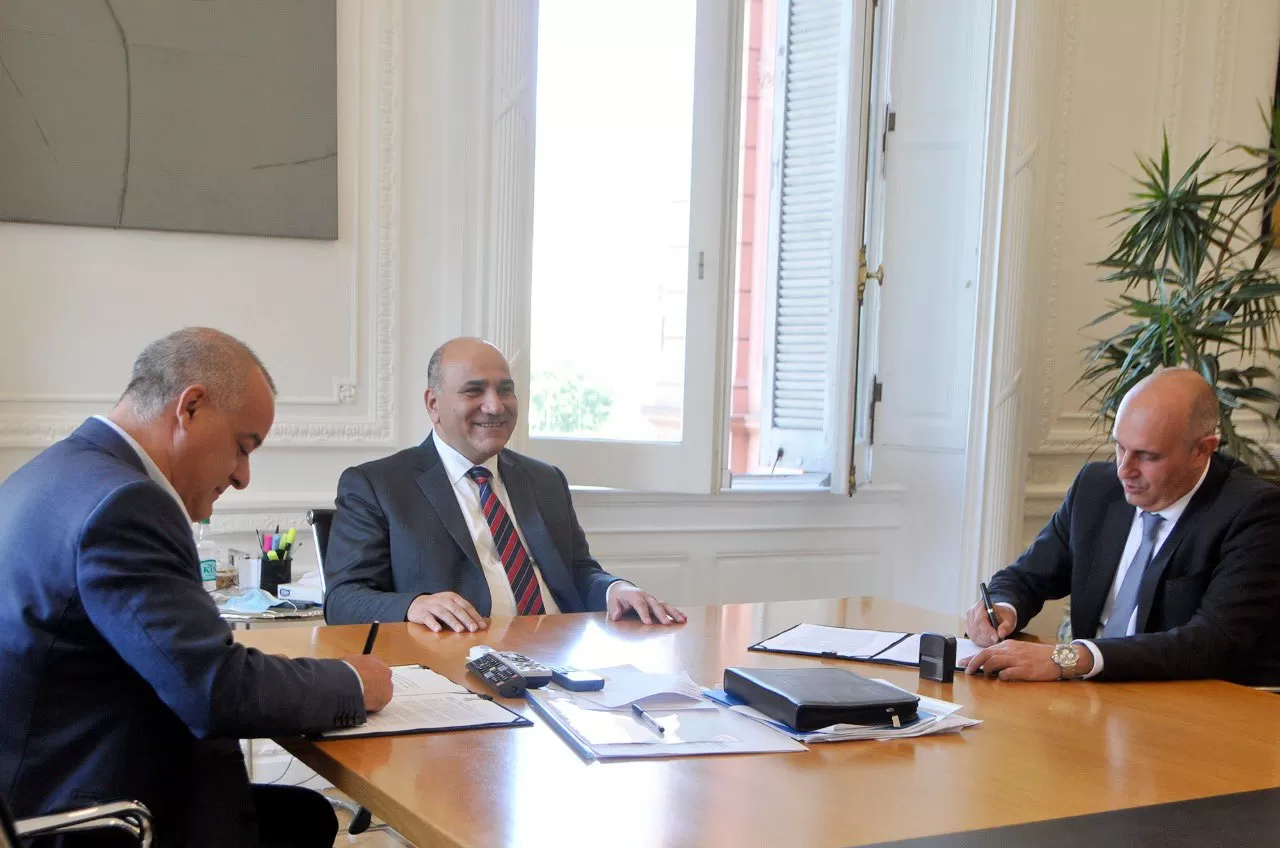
[723,667,920,732]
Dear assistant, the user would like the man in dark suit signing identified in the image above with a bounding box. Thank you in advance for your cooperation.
[0,328,393,848]
[964,368,1280,684]
[324,337,686,631]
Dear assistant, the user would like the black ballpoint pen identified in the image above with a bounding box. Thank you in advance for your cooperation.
[979,582,1000,637]
[362,621,380,655]
[631,703,665,736]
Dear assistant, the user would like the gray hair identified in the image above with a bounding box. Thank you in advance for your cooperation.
[427,344,445,393]
[120,327,276,421]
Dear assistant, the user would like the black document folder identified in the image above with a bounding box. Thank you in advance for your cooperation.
[723,667,920,732]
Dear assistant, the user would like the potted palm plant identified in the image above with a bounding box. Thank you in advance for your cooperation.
[1080,106,1280,472]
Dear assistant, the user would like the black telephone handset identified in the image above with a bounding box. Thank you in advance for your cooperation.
[464,647,554,697]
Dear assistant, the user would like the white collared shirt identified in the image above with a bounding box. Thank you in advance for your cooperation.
[432,435,563,616]
[1076,460,1212,677]
[93,415,191,522]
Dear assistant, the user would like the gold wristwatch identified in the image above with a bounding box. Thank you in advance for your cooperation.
[1051,643,1082,679]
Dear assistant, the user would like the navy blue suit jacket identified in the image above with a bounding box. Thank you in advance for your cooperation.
[0,419,365,847]
[988,454,1280,684]
[323,434,622,624]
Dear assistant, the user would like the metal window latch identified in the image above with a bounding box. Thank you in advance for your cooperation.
[857,245,884,305]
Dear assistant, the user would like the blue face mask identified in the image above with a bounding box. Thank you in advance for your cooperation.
[218,588,279,614]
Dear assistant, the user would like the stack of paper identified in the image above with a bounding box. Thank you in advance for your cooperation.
[702,681,981,744]
[528,665,806,760]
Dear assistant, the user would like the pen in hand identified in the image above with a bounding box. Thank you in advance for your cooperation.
[979,582,1001,641]
[362,621,380,655]
[631,703,665,736]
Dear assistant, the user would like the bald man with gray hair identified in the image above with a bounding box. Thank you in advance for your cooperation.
[963,367,1280,684]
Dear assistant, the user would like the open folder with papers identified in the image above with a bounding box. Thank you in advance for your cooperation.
[316,666,530,740]
[526,687,805,760]
[750,623,980,670]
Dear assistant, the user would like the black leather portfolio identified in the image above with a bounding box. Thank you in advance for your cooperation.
[723,667,920,731]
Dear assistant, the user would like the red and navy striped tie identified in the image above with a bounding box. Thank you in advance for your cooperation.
[466,466,546,615]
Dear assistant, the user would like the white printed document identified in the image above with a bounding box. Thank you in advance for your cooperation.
[317,666,528,739]
[754,624,910,659]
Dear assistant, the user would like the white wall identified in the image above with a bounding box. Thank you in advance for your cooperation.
[2,0,1272,629]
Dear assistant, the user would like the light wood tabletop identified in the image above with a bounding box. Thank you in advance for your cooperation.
[236,597,1280,848]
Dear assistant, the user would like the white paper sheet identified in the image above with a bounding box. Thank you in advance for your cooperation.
[755,624,909,659]
[318,666,523,738]
[569,665,711,710]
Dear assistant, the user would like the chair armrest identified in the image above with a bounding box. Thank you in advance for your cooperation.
[16,800,152,847]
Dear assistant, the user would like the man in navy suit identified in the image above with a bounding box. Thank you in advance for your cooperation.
[324,337,686,632]
[964,368,1280,684]
[0,328,393,847]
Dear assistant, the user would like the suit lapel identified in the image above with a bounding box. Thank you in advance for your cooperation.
[415,438,483,570]
[498,452,576,608]
[1077,497,1135,636]
[1133,458,1226,631]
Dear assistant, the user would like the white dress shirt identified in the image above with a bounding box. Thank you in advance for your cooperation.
[1074,460,1211,677]
[994,460,1211,678]
[432,436,564,615]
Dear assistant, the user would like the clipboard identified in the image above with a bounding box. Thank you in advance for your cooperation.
[749,624,977,671]
[314,665,531,740]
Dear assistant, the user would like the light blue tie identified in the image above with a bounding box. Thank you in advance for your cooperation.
[1102,511,1165,638]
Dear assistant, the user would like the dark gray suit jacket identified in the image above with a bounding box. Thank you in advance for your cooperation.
[988,453,1280,684]
[0,419,365,848]
[323,434,623,624]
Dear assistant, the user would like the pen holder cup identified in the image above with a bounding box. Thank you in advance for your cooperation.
[260,556,292,596]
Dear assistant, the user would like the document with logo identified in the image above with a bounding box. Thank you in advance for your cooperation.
[316,666,530,739]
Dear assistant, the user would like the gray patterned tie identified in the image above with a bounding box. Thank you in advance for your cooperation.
[1101,511,1165,638]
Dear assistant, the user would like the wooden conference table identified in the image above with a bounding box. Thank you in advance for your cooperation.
[236,597,1280,847]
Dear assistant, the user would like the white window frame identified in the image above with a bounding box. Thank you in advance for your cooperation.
[522,0,744,493]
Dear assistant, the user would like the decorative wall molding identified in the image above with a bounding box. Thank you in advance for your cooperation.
[0,0,401,449]
[1036,0,1079,445]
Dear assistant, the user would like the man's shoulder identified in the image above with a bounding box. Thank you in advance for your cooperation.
[500,447,565,481]
[343,443,432,484]
[1074,459,1123,492]
[1213,455,1280,511]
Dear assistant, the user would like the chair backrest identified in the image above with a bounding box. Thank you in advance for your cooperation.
[306,508,336,593]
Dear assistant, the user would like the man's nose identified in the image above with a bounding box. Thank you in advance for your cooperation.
[480,392,503,414]
[232,460,250,490]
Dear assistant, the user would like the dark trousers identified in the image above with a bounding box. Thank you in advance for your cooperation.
[252,783,340,848]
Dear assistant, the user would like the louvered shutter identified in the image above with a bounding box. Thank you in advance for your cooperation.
[759,0,849,471]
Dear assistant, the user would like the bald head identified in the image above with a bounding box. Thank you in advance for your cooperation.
[1117,368,1219,443]
[1112,368,1220,511]
[427,338,510,393]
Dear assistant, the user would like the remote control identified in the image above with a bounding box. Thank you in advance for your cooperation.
[465,650,528,698]
[495,651,554,688]
[549,664,606,692]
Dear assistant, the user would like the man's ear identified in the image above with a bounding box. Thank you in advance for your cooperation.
[174,385,210,431]
[1196,433,1221,458]
[424,388,438,422]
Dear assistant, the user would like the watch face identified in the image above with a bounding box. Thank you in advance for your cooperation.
[1053,644,1079,671]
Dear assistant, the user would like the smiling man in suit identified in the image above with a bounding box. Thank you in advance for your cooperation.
[324,337,686,631]
[964,368,1280,684]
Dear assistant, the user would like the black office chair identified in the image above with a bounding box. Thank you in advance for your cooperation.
[304,507,379,836]
[1,793,152,847]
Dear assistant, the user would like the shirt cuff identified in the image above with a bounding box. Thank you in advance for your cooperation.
[1074,640,1104,679]
[995,602,1018,630]
[605,580,633,606]
[342,661,365,695]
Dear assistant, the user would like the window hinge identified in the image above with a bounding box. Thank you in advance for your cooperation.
[857,245,884,305]
[697,251,705,281]
[869,378,883,445]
